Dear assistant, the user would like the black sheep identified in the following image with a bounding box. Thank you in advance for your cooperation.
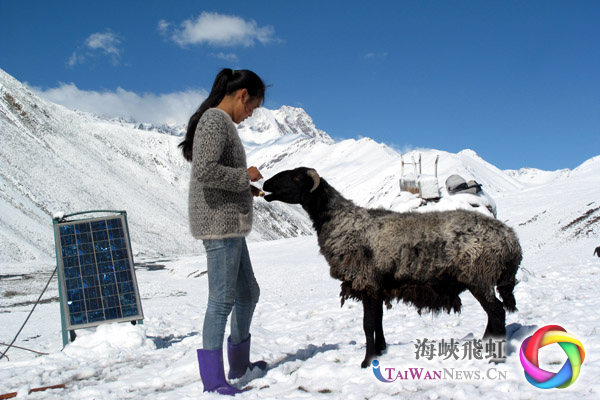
[264,167,522,368]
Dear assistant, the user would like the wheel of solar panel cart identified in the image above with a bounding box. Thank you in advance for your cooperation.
[52,210,144,347]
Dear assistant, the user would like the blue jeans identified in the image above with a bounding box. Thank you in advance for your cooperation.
[202,237,260,350]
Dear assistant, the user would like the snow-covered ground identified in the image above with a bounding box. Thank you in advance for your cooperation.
[1,184,599,399]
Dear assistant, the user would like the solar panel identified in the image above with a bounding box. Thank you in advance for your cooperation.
[53,212,144,335]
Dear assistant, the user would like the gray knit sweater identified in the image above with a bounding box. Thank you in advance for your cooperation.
[188,108,252,239]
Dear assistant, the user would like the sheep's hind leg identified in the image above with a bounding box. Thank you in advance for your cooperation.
[469,289,506,339]
[469,288,507,363]
[375,297,386,355]
[361,296,379,368]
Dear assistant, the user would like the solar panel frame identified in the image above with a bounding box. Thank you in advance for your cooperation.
[54,213,144,331]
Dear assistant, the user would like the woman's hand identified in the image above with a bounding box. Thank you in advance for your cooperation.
[248,166,263,182]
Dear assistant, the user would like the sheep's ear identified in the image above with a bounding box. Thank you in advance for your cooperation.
[307,169,320,192]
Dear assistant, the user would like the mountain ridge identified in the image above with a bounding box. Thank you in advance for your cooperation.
[1,68,598,264]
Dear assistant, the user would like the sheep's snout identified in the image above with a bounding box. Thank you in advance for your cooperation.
[262,178,296,203]
[262,178,276,202]
[263,192,276,202]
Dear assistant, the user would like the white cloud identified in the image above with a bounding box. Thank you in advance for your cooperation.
[210,52,239,62]
[67,51,85,67]
[29,83,208,126]
[157,19,170,35]
[86,31,121,56]
[160,12,278,47]
[364,52,389,60]
[68,30,123,67]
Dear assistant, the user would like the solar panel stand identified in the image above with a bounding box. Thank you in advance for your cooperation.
[53,210,144,348]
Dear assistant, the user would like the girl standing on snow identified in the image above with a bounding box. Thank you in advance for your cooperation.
[179,68,267,395]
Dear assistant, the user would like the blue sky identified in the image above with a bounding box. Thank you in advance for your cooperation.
[1,1,599,171]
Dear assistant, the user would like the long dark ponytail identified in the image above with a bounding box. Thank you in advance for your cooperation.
[179,68,266,161]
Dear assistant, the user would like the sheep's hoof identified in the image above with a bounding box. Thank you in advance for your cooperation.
[376,341,387,355]
[361,352,377,368]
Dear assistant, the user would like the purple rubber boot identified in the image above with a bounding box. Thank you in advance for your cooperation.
[227,335,267,380]
[197,349,243,396]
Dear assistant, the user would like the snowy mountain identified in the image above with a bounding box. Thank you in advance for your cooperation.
[500,156,600,254]
[504,167,572,186]
[237,106,334,146]
[0,69,315,263]
[1,67,599,266]
[110,118,187,137]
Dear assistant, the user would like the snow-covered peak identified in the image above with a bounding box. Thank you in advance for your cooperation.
[573,155,600,175]
[457,149,482,159]
[504,156,600,186]
[237,106,333,146]
[273,105,332,142]
[504,167,572,186]
[113,118,186,137]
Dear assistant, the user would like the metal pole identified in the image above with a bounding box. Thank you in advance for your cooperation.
[52,217,69,348]
[119,211,144,325]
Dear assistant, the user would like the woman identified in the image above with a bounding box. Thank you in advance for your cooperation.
[179,68,267,395]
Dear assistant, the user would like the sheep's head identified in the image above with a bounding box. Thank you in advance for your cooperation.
[263,167,320,204]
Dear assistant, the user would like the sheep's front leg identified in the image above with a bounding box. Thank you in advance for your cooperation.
[361,296,378,368]
[375,297,386,355]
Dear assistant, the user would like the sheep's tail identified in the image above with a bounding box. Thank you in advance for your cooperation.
[496,258,520,313]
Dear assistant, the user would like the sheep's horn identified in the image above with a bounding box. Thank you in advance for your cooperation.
[307,169,320,192]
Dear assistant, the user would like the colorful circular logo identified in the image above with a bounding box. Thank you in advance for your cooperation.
[520,325,585,389]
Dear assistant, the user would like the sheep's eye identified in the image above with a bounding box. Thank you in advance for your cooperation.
[293,176,301,182]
